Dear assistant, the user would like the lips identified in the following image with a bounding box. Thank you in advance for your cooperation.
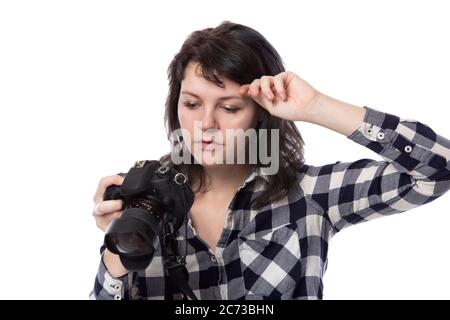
[194,138,222,151]
[194,138,222,144]
[201,140,215,150]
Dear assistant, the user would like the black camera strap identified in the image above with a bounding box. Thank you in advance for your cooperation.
[165,262,196,300]
[159,225,197,300]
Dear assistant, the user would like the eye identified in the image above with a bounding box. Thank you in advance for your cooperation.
[222,105,240,113]
[183,102,198,109]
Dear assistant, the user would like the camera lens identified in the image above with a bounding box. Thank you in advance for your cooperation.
[111,232,149,255]
[104,202,164,270]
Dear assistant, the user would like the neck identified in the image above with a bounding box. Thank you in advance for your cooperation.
[196,164,253,195]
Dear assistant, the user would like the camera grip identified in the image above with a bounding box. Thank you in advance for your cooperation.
[103,184,123,201]
[103,172,127,201]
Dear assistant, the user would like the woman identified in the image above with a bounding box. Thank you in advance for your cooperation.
[90,21,450,300]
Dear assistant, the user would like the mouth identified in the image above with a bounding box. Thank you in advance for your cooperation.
[196,139,222,150]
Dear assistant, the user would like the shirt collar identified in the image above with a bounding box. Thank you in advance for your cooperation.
[238,166,270,191]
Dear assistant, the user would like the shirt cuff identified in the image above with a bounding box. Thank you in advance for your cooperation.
[347,106,447,172]
[91,249,129,300]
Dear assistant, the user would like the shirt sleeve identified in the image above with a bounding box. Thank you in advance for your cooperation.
[305,105,450,234]
[89,246,141,300]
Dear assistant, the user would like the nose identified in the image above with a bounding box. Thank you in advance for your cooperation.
[199,107,218,131]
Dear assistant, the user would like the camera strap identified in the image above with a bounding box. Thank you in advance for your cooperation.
[165,262,197,300]
[160,231,198,300]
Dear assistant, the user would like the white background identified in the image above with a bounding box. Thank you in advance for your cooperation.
[0,0,449,299]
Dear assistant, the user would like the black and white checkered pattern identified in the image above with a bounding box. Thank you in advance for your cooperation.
[91,106,450,300]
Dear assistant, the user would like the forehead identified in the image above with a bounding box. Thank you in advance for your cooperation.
[181,62,240,93]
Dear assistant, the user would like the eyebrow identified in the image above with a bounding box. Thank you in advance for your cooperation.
[181,90,244,101]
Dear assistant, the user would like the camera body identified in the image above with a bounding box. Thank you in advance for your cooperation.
[103,160,194,271]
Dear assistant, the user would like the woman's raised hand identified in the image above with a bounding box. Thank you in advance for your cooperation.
[239,71,321,122]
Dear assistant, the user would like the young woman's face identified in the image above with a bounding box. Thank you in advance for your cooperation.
[177,61,262,167]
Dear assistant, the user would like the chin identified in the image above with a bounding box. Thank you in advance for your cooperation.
[192,151,227,167]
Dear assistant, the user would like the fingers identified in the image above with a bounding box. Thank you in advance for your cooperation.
[92,174,125,232]
[239,84,250,96]
[260,76,274,100]
[248,79,261,97]
[95,210,124,232]
[93,175,125,204]
[93,199,124,216]
[240,74,287,102]
[273,73,287,100]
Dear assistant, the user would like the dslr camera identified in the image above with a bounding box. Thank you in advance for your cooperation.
[103,160,194,271]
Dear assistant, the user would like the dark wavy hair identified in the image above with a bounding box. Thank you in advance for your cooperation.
[160,21,305,209]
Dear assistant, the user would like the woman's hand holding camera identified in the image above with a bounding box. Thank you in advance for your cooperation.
[92,175,128,278]
[92,175,125,232]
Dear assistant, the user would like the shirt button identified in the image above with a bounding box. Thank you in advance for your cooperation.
[114,294,121,300]
[367,128,373,135]
[377,131,385,140]
[114,285,121,291]
[404,145,413,153]
[211,255,217,264]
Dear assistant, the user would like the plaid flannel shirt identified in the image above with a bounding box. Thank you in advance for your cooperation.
[90,106,450,300]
